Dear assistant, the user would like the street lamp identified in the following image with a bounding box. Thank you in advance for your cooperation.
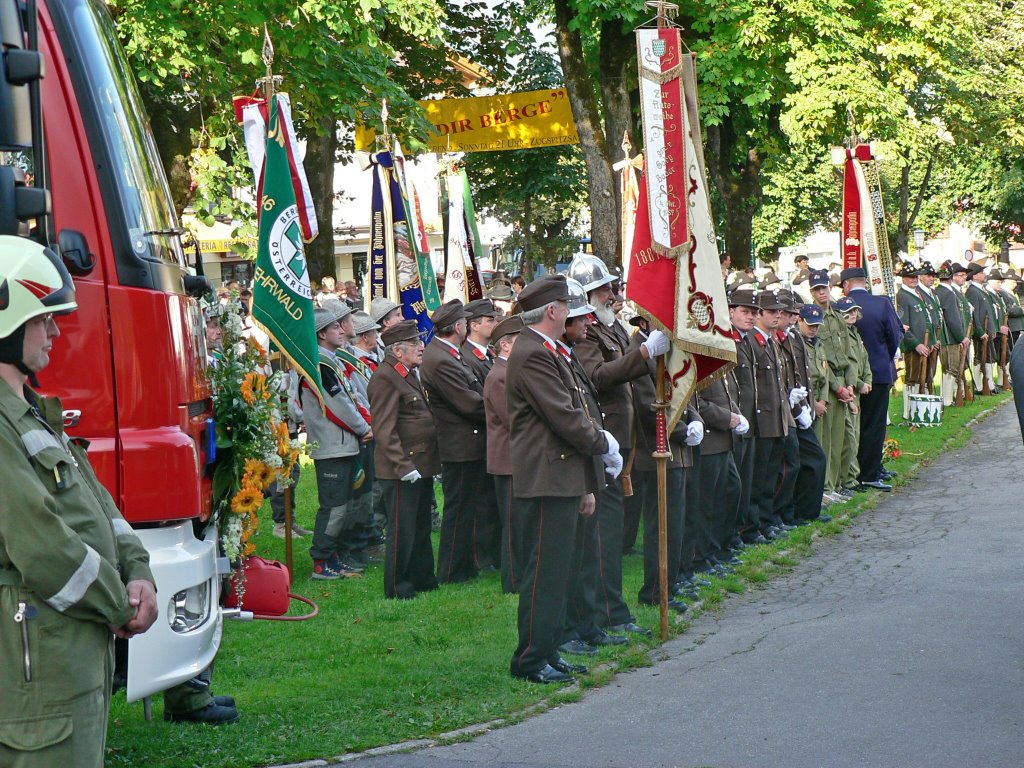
[913,228,925,261]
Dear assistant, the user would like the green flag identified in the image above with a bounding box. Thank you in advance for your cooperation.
[252,95,323,404]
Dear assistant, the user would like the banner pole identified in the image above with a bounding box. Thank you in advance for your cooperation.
[654,355,671,641]
[283,484,294,581]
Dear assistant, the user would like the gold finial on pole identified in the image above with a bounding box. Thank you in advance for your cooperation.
[258,25,282,100]
[621,130,632,162]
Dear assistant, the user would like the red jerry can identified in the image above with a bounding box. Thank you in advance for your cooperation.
[224,556,291,616]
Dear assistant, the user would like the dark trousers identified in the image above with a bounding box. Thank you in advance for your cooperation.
[593,476,634,628]
[310,456,357,561]
[773,430,801,525]
[858,384,891,482]
[380,478,438,599]
[794,426,828,521]
[437,460,485,584]
[751,436,785,530]
[269,460,302,524]
[511,495,580,677]
[472,473,501,571]
[563,497,600,645]
[495,475,527,594]
[732,436,756,537]
[694,451,741,560]
[621,476,644,553]
[639,466,684,605]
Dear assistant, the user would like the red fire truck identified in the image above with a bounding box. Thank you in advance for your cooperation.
[1,0,224,701]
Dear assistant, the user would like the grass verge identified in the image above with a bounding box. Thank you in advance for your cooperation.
[106,392,1010,767]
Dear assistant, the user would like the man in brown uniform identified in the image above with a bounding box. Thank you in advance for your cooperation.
[367,321,440,599]
[570,253,668,636]
[420,299,486,584]
[507,275,618,684]
[482,315,525,594]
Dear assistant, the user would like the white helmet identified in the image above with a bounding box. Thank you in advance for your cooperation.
[565,277,596,318]
[567,252,616,293]
[0,236,77,339]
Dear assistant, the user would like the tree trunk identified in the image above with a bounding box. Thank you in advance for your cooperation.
[303,117,338,285]
[522,194,534,278]
[600,19,637,267]
[897,163,911,256]
[553,0,618,266]
[705,120,763,270]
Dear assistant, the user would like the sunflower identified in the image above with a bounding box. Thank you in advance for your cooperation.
[242,458,277,490]
[230,484,264,516]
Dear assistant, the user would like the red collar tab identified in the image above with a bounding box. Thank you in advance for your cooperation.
[730,329,741,342]
[472,347,487,361]
[394,362,410,378]
[446,345,460,360]
[756,333,767,346]
[543,340,558,356]
[776,330,786,342]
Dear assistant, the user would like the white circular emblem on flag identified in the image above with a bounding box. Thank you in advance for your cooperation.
[268,204,311,300]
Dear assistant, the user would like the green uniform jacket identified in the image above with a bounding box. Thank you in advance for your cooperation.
[0,381,153,737]
[897,285,931,351]
[818,307,853,392]
[936,283,972,343]
[845,324,873,390]
[917,286,946,345]
[801,335,830,404]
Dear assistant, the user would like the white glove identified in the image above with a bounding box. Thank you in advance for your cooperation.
[732,414,750,435]
[685,421,704,446]
[788,386,808,407]
[642,329,670,358]
[603,450,623,479]
[796,406,812,430]
[401,469,422,483]
[600,429,620,457]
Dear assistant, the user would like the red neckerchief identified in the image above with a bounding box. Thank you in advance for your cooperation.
[393,361,410,378]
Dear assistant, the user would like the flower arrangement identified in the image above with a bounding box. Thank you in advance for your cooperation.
[203,299,305,576]
[883,437,901,461]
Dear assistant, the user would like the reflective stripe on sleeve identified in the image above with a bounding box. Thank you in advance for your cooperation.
[46,545,101,612]
[111,518,134,537]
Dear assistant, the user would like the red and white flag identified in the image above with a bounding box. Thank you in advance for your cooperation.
[628,41,735,431]
[837,143,894,297]
[234,93,319,243]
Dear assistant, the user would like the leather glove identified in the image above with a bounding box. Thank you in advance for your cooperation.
[732,414,750,435]
[604,450,623,479]
[401,469,422,483]
[641,329,670,358]
[788,386,808,407]
[684,420,704,446]
[600,429,620,457]
[796,406,812,430]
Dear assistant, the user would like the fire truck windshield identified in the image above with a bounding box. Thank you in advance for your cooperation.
[68,0,186,269]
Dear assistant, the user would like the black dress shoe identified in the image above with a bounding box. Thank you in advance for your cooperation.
[165,703,240,725]
[689,577,712,587]
[880,469,897,479]
[551,657,589,675]
[213,695,236,708]
[513,663,575,684]
[586,628,629,646]
[667,599,688,614]
[857,480,893,492]
[608,622,652,637]
[559,639,598,656]
[762,526,781,540]
[816,514,832,523]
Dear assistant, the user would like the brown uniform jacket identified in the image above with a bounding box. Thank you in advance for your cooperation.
[461,340,494,389]
[507,327,609,498]
[732,329,757,438]
[483,357,512,476]
[625,332,697,470]
[749,327,789,438]
[574,320,650,447]
[366,355,440,480]
[779,329,811,418]
[564,345,607,494]
[420,337,486,462]
[696,373,739,456]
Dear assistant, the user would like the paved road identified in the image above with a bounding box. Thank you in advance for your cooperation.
[352,406,1024,768]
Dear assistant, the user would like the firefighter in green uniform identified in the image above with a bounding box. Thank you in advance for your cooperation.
[835,297,872,491]
[809,269,855,497]
[0,237,158,768]
[797,303,837,509]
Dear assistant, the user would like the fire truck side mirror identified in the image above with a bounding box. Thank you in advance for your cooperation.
[58,228,97,276]
[0,165,50,236]
[0,0,45,150]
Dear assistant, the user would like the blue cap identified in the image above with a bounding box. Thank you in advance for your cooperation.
[809,268,830,288]
[832,296,858,313]
[799,304,824,325]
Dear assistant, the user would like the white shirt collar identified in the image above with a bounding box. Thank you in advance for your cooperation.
[466,338,488,354]
[436,337,460,352]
